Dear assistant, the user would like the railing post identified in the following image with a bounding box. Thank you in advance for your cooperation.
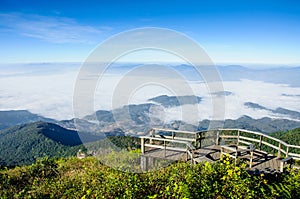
[259,135,262,151]
[286,146,289,158]
[249,150,254,169]
[186,146,188,161]
[199,131,202,148]
[172,131,174,140]
[278,143,282,158]
[200,131,203,149]
[191,149,194,164]
[141,138,145,154]
[141,156,147,171]
[237,130,240,147]
[150,129,153,144]
[164,140,166,158]
[280,161,284,172]
[216,130,220,145]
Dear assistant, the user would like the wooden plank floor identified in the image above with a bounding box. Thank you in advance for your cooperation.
[142,148,186,161]
[143,145,284,173]
[193,145,221,163]
[249,155,281,173]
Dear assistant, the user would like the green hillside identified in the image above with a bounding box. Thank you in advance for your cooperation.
[270,128,300,146]
[1,156,300,198]
[0,121,142,167]
[1,125,300,197]
[0,122,85,166]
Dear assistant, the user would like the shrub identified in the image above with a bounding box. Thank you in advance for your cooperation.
[0,156,299,198]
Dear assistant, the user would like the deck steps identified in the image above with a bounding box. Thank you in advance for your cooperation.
[193,155,214,163]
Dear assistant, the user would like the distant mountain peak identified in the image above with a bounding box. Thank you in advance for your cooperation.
[244,102,267,110]
[148,95,202,108]
[0,110,56,130]
[244,102,300,120]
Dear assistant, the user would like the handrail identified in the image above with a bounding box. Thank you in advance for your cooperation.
[218,128,286,144]
[151,128,213,135]
[140,128,300,166]
[140,136,195,163]
[217,128,300,160]
[150,128,300,158]
[151,128,198,135]
[288,144,300,149]
[150,128,205,149]
[140,136,196,147]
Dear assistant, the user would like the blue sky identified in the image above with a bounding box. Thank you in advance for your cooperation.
[1,0,300,65]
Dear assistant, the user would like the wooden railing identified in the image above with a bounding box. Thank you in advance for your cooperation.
[217,128,300,160]
[146,128,300,160]
[140,128,300,170]
[149,128,210,149]
[140,136,196,163]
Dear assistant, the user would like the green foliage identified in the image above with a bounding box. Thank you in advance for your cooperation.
[108,136,140,150]
[220,116,300,133]
[97,149,141,172]
[1,123,300,198]
[281,167,300,198]
[0,122,84,167]
[220,128,300,156]
[270,128,300,153]
[0,121,142,167]
[1,156,299,198]
[253,128,300,156]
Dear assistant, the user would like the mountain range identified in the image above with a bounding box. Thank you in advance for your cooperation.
[2,94,300,134]
[1,113,300,167]
[0,110,55,130]
[245,102,300,120]
[1,94,300,166]
[165,64,300,87]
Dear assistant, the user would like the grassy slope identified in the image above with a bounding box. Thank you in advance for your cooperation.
[1,128,300,198]
[1,156,300,198]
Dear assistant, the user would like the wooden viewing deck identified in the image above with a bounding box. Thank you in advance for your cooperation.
[140,128,300,173]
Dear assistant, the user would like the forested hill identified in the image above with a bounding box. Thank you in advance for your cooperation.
[269,128,300,146]
[0,122,85,166]
[0,121,140,167]
[1,118,300,167]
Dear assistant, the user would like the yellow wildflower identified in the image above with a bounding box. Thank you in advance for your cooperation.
[227,169,233,176]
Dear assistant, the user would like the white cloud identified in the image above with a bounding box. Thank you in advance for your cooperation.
[0,13,107,44]
[1,64,300,122]
[221,80,300,119]
[0,64,79,119]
